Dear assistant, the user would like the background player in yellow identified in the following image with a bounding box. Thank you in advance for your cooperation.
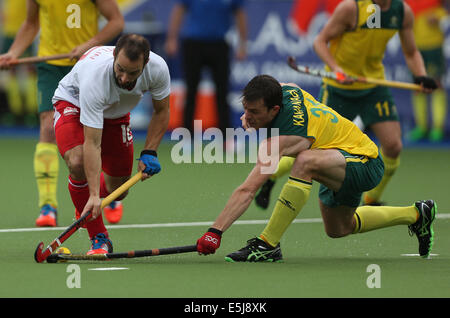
[195,75,436,262]
[0,0,37,127]
[254,0,437,209]
[0,0,124,227]
[405,0,449,142]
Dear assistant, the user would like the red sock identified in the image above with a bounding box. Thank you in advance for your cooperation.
[68,175,108,239]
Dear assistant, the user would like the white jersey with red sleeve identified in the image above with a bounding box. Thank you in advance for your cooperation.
[52,46,171,129]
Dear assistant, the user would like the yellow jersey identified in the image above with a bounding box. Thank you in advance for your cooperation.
[2,0,27,36]
[413,6,447,50]
[36,0,99,66]
[270,86,379,158]
[323,0,404,90]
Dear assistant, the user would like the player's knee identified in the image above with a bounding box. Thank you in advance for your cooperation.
[323,221,354,238]
[324,228,351,238]
[66,155,85,179]
[382,139,402,158]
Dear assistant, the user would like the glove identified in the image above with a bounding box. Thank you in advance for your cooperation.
[414,76,438,90]
[197,228,223,255]
[139,150,161,175]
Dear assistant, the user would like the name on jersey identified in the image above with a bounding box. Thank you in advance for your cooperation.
[63,107,79,116]
[287,89,305,127]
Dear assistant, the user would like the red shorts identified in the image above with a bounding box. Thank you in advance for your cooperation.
[54,100,134,177]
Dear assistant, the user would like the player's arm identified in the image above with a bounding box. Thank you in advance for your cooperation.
[399,3,427,77]
[399,3,436,92]
[196,135,310,254]
[313,0,356,74]
[70,0,125,59]
[0,0,39,68]
[81,126,103,220]
[137,95,170,180]
[210,137,282,233]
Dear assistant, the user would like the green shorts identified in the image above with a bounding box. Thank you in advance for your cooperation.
[1,36,34,56]
[319,84,399,127]
[319,150,384,207]
[419,47,445,79]
[37,63,73,113]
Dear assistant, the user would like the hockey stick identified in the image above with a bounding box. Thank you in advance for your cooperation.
[12,53,72,65]
[287,56,423,91]
[34,171,143,263]
[46,244,198,263]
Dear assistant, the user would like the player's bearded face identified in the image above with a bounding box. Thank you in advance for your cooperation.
[242,98,280,129]
[113,50,145,90]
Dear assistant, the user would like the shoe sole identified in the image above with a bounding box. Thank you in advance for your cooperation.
[224,256,283,263]
[421,202,436,259]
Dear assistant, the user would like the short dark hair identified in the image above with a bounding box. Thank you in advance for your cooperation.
[114,34,150,65]
[242,75,282,110]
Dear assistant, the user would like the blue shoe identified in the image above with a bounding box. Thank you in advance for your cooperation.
[35,204,57,227]
[87,233,113,255]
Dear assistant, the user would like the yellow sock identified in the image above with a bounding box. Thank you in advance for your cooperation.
[5,75,23,116]
[431,89,447,131]
[353,205,419,233]
[34,142,59,208]
[24,73,38,114]
[363,150,399,204]
[260,176,312,247]
[270,156,295,181]
[412,92,427,131]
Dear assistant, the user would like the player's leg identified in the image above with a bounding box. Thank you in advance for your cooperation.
[419,47,446,142]
[319,153,435,258]
[428,49,447,142]
[410,91,428,141]
[34,63,65,227]
[364,120,401,205]
[54,101,110,252]
[254,156,295,209]
[360,87,401,205]
[100,116,134,225]
[226,149,344,262]
[430,87,447,142]
[262,148,348,242]
[181,39,203,134]
[207,40,230,135]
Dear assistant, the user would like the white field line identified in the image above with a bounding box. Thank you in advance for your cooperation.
[0,214,449,234]
[0,218,322,233]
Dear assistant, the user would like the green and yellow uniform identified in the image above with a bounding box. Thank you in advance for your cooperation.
[317,0,404,205]
[260,86,418,247]
[405,0,447,142]
[320,0,403,125]
[36,0,99,113]
[1,0,36,125]
[34,0,99,210]
[272,86,384,208]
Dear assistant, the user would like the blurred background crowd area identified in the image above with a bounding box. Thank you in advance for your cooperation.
[1,0,450,145]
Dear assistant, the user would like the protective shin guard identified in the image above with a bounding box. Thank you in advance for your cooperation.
[261,177,311,247]
[34,142,59,208]
[353,205,419,233]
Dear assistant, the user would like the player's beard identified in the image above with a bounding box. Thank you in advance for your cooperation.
[113,69,138,90]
